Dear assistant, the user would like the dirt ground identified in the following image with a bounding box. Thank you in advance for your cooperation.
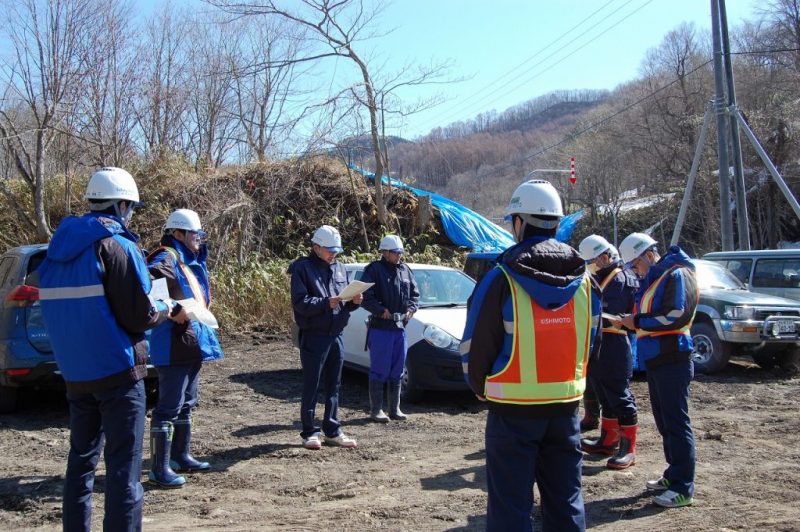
[2,332,800,531]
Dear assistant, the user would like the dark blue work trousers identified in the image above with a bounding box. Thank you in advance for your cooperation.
[151,362,202,425]
[647,358,696,497]
[595,375,637,426]
[63,380,146,532]
[299,332,344,439]
[485,412,585,532]
[367,328,407,382]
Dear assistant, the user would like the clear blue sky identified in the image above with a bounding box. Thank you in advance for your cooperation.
[360,0,756,138]
[142,0,757,139]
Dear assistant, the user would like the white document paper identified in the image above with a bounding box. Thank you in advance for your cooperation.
[150,278,170,302]
[177,298,219,329]
[338,280,374,301]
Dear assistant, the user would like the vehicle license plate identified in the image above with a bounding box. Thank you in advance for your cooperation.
[776,319,796,333]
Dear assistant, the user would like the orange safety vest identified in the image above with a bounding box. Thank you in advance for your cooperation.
[484,267,593,405]
[599,267,627,336]
[635,265,697,339]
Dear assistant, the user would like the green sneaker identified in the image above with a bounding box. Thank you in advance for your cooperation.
[646,477,670,491]
[654,490,693,508]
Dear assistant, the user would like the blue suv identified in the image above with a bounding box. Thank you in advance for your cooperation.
[0,244,160,412]
[0,244,56,412]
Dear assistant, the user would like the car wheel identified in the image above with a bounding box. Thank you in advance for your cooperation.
[400,363,424,403]
[691,322,731,374]
[0,385,19,414]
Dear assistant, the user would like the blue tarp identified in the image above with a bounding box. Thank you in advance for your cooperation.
[353,166,582,251]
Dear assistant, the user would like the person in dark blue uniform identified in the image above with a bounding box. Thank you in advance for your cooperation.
[578,235,640,469]
[617,233,699,508]
[288,225,363,450]
[38,167,186,532]
[461,180,602,532]
[147,209,224,488]
[360,235,420,422]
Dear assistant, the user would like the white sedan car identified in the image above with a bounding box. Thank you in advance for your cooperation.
[341,263,475,401]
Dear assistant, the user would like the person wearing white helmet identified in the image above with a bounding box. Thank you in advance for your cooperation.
[614,232,699,508]
[360,235,420,422]
[288,225,363,449]
[145,209,224,488]
[38,167,187,530]
[577,235,640,471]
[461,179,602,531]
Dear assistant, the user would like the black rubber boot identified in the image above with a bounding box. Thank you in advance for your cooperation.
[580,399,600,432]
[170,418,211,472]
[607,424,637,470]
[149,422,186,488]
[387,380,407,421]
[580,417,620,456]
[369,380,389,423]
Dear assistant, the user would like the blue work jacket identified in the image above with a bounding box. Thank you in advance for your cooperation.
[288,252,359,336]
[147,235,224,367]
[38,213,169,392]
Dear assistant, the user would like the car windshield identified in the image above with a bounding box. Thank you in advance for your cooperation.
[414,269,475,307]
[694,261,745,290]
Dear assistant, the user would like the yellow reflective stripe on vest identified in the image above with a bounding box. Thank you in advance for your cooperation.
[484,268,591,405]
[599,267,622,291]
[599,267,625,334]
[160,246,208,308]
[635,265,696,338]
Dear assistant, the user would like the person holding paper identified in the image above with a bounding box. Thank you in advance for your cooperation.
[577,235,640,470]
[288,225,363,450]
[360,235,420,422]
[616,233,699,509]
[147,209,224,487]
[38,167,186,531]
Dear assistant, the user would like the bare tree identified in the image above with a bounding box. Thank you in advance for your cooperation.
[77,0,138,167]
[133,4,191,161]
[185,15,239,170]
[210,0,453,226]
[230,18,308,162]
[0,0,98,240]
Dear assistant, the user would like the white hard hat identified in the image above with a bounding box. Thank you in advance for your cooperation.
[619,232,658,264]
[379,234,404,253]
[507,180,564,218]
[85,167,139,203]
[579,234,614,261]
[312,225,343,253]
[165,209,203,233]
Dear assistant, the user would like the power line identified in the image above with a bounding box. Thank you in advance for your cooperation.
[468,58,715,182]
[413,0,627,131]
[415,0,653,134]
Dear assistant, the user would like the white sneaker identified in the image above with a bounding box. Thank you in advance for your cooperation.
[323,433,358,448]
[302,434,322,450]
[646,477,670,491]
[654,490,693,508]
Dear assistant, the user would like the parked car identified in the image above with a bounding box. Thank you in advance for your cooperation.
[702,249,800,302]
[691,259,799,374]
[0,244,56,412]
[463,252,800,375]
[339,263,474,402]
[0,244,159,413]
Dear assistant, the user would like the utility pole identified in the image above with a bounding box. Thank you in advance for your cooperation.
[711,0,734,251]
[720,0,750,250]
